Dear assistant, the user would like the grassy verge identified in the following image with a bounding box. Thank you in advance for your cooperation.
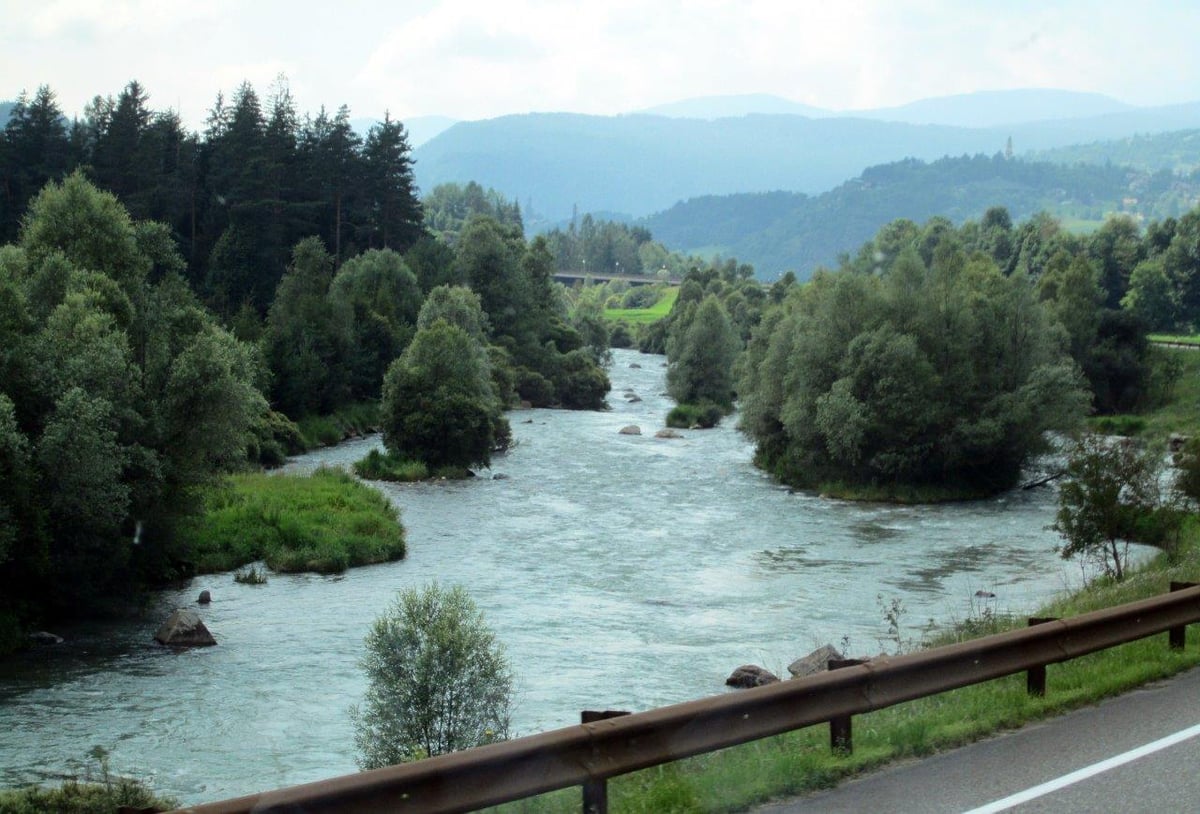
[353,449,429,482]
[177,467,405,575]
[493,523,1200,813]
[605,287,679,325]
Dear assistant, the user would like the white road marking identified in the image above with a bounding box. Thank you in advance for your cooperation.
[962,721,1200,814]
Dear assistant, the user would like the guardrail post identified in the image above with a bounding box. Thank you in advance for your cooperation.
[1169,582,1198,649]
[828,658,866,753]
[1026,617,1058,696]
[582,710,630,814]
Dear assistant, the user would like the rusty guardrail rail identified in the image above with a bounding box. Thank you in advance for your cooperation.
[174,583,1200,814]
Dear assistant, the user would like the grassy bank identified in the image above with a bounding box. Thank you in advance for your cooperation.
[177,467,405,574]
[495,522,1200,813]
[605,287,679,325]
[295,401,381,449]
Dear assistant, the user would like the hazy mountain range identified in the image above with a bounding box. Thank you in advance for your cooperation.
[410,90,1200,223]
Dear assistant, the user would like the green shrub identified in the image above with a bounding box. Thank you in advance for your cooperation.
[667,402,723,429]
[516,368,556,407]
[1088,415,1147,436]
[354,449,429,482]
[233,564,268,585]
[351,583,512,768]
[609,322,634,349]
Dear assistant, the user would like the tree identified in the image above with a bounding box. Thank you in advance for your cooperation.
[667,294,738,411]
[380,320,499,469]
[263,237,353,416]
[352,583,512,767]
[1053,434,1167,581]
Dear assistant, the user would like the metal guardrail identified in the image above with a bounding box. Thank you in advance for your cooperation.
[173,583,1200,814]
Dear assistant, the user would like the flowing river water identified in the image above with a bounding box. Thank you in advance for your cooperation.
[0,349,1095,804]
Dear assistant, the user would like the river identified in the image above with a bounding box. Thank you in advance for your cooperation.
[0,349,1091,804]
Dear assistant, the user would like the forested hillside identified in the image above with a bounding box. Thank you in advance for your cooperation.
[644,154,1200,278]
[1029,129,1200,174]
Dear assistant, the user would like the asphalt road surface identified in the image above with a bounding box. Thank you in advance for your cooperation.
[756,665,1200,813]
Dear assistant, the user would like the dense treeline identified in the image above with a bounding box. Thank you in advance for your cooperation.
[0,81,423,318]
[645,153,1200,278]
[0,81,612,650]
[0,174,266,638]
[650,205,1190,497]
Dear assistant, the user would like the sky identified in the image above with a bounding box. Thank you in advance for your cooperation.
[4,0,1200,130]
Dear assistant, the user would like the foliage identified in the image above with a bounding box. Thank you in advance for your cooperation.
[1053,434,1174,580]
[381,321,501,469]
[175,468,405,575]
[233,564,268,585]
[0,173,266,623]
[667,295,738,410]
[666,403,724,429]
[739,242,1089,497]
[354,449,430,482]
[352,583,512,768]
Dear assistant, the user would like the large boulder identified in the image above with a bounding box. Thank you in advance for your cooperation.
[725,664,780,689]
[655,429,683,439]
[619,425,642,436]
[154,609,217,647]
[787,644,844,678]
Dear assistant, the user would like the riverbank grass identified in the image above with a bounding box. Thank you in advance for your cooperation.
[495,521,1200,814]
[178,467,405,575]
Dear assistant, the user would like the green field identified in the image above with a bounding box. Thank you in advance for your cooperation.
[604,287,678,324]
[1150,333,1200,346]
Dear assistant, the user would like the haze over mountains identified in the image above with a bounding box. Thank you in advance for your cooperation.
[410,89,1200,230]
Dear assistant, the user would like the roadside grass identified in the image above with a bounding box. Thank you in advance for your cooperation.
[177,467,405,575]
[605,287,678,325]
[493,523,1200,814]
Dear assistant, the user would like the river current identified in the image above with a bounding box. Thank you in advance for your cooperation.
[0,349,1089,804]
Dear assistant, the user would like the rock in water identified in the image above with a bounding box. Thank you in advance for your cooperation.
[787,644,844,678]
[655,429,683,439]
[619,425,642,435]
[198,589,212,604]
[725,664,780,689]
[154,609,217,647]
[28,631,63,646]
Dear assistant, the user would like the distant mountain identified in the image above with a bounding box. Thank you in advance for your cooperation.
[636,89,1137,127]
[412,101,1200,221]
[638,93,831,119]
[349,114,459,148]
[856,89,1134,128]
[413,113,1012,218]
[643,154,1199,279]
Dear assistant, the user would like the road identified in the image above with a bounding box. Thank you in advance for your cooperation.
[756,665,1200,813]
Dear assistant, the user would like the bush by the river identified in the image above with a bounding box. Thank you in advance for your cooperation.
[739,248,1089,498]
[177,468,405,574]
[354,449,429,482]
[666,402,724,429]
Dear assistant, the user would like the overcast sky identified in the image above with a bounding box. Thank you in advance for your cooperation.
[4,0,1199,130]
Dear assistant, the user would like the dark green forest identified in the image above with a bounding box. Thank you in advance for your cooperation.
[0,82,610,650]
